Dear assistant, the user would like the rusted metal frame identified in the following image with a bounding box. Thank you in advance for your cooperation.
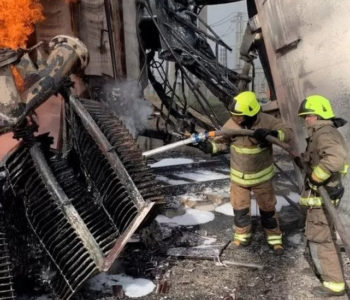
[69,94,146,209]
[28,144,104,269]
[102,202,154,271]
[104,0,118,79]
[143,2,221,129]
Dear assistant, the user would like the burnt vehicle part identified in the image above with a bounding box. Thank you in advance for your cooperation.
[5,140,107,299]
[0,35,88,135]
[66,95,164,231]
[137,0,251,133]
[4,99,163,299]
[0,206,16,300]
[0,32,163,298]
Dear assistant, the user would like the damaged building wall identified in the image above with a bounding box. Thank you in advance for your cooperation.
[254,0,350,224]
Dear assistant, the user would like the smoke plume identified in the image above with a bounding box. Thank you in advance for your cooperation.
[103,81,153,137]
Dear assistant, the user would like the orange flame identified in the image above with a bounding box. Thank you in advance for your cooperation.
[10,65,25,92]
[0,0,45,49]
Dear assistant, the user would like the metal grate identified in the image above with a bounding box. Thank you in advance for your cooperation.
[0,210,16,300]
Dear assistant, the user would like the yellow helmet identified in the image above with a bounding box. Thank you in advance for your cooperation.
[298,95,335,119]
[230,91,260,117]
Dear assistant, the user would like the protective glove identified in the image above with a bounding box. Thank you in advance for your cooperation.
[305,170,328,191]
[197,140,214,154]
[293,156,304,170]
[253,128,278,147]
[305,176,322,191]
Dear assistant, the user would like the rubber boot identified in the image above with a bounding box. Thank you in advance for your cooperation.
[272,244,284,256]
[312,285,345,297]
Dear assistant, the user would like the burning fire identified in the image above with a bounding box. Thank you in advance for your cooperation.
[0,0,45,49]
[10,65,25,92]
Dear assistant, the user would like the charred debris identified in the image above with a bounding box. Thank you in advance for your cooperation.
[0,0,257,298]
[0,36,164,299]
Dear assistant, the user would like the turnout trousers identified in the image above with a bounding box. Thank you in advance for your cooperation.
[230,180,282,245]
[305,206,344,283]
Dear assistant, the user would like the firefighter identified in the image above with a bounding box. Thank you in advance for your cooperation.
[201,91,292,255]
[298,95,349,297]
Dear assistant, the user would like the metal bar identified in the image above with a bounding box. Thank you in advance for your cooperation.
[69,94,145,208]
[102,202,154,271]
[29,144,104,269]
[104,0,118,79]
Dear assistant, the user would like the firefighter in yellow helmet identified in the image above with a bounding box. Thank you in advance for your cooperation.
[298,95,349,297]
[202,91,292,255]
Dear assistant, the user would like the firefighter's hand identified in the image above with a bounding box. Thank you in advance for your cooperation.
[253,128,278,146]
[293,156,304,169]
[197,141,213,154]
[306,173,324,191]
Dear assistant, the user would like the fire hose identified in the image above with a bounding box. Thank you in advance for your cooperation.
[143,129,350,258]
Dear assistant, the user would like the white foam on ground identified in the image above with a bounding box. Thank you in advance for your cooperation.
[156,208,215,226]
[150,158,194,167]
[178,193,206,202]
[155,175,189,185]
[215,203,233,216]
[195,236,218,248]
[276,192,299,211]
[89,273,155,298]
[216,191,300,216]
[175,170,228,182]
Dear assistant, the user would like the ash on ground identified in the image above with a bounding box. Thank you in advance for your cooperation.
[81,148,350,300]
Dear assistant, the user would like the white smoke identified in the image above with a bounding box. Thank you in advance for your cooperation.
[103,80,153,137]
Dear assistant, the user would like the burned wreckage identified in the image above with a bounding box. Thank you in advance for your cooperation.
[2,0,349,298]
[0,0,249,298]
